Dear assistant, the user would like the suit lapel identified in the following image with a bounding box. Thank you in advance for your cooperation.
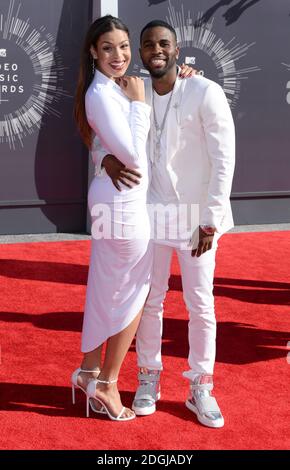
[145,79,154,163]
[166,77,184,164]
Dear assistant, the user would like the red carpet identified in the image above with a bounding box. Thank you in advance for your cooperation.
[0,232,289,450]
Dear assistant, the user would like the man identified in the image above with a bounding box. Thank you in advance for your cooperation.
[94,20,235,428]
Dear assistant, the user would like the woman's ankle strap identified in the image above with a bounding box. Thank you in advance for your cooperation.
[80,368,101,373]
[96,378,118,384]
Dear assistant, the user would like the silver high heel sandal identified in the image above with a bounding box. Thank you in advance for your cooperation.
[71,367,106,415]
[87,377,136,421]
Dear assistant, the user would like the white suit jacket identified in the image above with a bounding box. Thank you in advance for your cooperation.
[92,75,235,234]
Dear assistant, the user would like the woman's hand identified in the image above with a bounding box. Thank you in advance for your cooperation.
[117,76,145,102]
[179,63,202,78]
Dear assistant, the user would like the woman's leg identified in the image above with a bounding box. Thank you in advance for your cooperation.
[92,308,143,418]
[81,345,103,370]
[76,344,103,392]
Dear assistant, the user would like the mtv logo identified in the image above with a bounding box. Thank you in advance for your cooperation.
[185,56,196,65]
[0,49,7,57]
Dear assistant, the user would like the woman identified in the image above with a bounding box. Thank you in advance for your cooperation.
[72,15,152,421]
[72,15,194,422]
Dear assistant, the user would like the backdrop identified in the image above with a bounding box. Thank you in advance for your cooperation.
[119,0,290,224]
[0,0,290,234]
[0,0,92,234]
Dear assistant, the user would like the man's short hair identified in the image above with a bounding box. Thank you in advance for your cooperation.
[140,20,177,44]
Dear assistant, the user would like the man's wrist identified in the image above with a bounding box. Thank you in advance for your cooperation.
[200,225,216,235]
[101,154,112,169]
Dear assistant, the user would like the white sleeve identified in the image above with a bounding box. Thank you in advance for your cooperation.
[91,136,110,176]
[85,88,151,169]
[200,82,235,232]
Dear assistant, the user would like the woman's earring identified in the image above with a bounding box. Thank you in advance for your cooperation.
[92,57,95,74]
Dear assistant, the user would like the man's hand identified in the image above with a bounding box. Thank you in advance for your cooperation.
[191,226,214,257]
[102,155,142,191]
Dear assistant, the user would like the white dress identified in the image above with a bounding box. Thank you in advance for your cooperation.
[81,70,152,352]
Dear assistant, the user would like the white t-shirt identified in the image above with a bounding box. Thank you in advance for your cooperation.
[149,90,192,249]
[149,90,178,205]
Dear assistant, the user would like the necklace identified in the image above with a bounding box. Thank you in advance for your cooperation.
[152,86,175,162]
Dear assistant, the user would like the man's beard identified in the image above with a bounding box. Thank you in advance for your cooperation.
[142,57,176,78]
[148,67,168,78]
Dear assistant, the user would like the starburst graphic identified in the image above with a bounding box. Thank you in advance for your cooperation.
[165,2,260,108]
[0,0,71,149]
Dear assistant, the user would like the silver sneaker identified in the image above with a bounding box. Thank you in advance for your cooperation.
[132,370,161,416]
[185,374,224,428]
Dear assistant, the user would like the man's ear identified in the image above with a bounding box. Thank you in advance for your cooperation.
[90,45,98,59]
[176,46,180,60]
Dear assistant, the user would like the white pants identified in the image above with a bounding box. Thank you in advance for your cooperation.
[136,241,218,381]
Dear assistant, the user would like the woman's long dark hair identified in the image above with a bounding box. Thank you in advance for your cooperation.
[74,15,130,149]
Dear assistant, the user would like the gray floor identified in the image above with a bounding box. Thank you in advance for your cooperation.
[0,224,289,244]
